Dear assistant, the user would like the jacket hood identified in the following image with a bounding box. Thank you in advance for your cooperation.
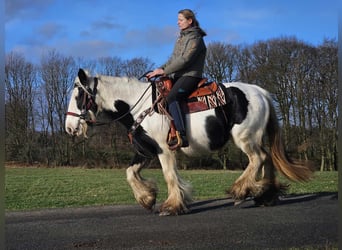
[180,26,207,37]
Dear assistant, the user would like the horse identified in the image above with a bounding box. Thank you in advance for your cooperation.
[65,68,313,216]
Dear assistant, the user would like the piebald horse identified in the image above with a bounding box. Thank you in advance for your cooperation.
[65,68,313,215]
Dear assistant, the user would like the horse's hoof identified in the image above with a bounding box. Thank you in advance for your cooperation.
[228,189,247,205]
[234,199,245,206]
[254,195,279,207]
[159,208,180,216]
[159,211,174,216]
[139,196,156,211]
[253,181,286,206]
[159,204,189,216]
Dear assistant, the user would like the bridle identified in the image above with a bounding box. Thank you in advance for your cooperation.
[66,77,98,124]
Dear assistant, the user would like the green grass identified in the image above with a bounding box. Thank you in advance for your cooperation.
[5,167,338,211]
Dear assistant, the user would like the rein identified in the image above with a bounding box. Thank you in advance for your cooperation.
[111,82,153,124]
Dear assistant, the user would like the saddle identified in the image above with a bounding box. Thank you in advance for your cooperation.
[152,77,227,148]
[153,77,227,114]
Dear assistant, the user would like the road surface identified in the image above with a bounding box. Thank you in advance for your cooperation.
[5,192,338,249]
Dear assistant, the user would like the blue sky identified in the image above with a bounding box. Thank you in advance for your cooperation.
[5,0,338,66]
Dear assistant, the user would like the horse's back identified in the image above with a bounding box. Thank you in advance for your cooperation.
[223,82,272,113]
[223,82,271,98]
[223,82,272,147]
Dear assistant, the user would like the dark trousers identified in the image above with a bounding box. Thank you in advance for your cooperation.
[166,76,200,140]
[166,76,200,104]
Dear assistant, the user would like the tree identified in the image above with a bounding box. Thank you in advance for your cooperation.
[122,57,155,78]
[5,52,37,163]
[39,49,76,165]
[314,39,338,170]
[97,56,124,76]
[204,42,238,82]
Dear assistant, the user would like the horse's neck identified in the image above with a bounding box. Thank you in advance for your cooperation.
[97,76,151,115]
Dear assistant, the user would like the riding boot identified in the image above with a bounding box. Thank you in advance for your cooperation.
[168,101,189,149]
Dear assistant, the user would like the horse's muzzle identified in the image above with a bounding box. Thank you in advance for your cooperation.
[65,126,79,136]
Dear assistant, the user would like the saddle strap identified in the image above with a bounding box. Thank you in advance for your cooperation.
[127,92,174,144]
[127,107,152,144]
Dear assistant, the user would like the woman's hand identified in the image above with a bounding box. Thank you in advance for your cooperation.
[146,68,165,79]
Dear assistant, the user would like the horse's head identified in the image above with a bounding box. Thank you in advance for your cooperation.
[65,68,98,138]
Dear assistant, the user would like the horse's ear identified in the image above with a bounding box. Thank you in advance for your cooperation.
[78,68,88,85]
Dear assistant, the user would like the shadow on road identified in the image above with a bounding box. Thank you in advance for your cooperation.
[187,192,338,214]
[188,198,234,214]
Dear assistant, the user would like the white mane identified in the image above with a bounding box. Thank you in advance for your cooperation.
[94,74,151,114]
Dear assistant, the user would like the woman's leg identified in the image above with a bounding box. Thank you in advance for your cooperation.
[166,76,199,149]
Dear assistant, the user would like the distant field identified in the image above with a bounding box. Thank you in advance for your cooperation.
[5,167,338,211]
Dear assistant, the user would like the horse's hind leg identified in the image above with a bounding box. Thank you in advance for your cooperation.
[229,142,266,201]
[158,151,192,216]
[253,147,285,206]
[229,138,281,205]
[126,154,158,211]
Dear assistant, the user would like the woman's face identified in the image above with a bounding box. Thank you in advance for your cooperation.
[177,13,192,30]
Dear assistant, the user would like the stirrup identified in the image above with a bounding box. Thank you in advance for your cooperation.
[167,131,183,150]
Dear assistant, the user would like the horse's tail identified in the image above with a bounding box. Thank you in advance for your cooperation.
[266,98,314,182]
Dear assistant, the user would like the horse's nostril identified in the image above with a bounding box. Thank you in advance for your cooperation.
[66,127,72,134]
[66,127,75,135]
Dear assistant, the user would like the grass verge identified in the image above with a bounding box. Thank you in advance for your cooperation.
[5,167,338,211]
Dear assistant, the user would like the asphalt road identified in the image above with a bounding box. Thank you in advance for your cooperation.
[5,192,338,250]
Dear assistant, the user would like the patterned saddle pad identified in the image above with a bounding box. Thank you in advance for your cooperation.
[153,77,227,114]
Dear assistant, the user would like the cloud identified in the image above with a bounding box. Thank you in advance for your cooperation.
[36,22,66,40]
[9,38,117,64]
[91,19,124,31]
[61,39,117,59]
[123,26,177,47]
[79,16,125,39]
[5,0,55,22]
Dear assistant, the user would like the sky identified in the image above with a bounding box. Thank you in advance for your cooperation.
[5,0,338,66]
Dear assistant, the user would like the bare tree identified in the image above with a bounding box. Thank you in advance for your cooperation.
[243,38,313,150]
[204,42,238,82]
[39,49,76,165]
[97,56,124,76]
[5,52,37,163]
[123,57,155,78]
[236,45,255,83]
[314,39,338,170]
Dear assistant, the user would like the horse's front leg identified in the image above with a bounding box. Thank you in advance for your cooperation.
[158,151,193,216]
[126,154,157,211]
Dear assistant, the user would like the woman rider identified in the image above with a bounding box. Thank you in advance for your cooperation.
[147,9,207,150]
